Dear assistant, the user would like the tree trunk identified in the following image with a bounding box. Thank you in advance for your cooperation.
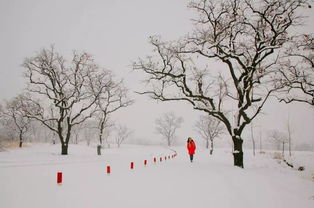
[252,138,256,156]
[57,119,67,154]
[288,139,291,157]
[62,120,72,155]
[287,115,292,157]
[97,145,101,155]
[251,124,255,156]
[59,133,68,155]
[232,136,244,168]
[259,130,262,154]
[99,133,103,146]
[282,141,285,157]
[210,139,213,155]
[99,120,104,145]
[61,143,68,155]
[167,138,171,147]
[19,133,23,148]
[288,130,292,157]
[206,139,209,149]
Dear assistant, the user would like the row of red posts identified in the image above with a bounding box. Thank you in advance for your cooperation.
[57,152,177,184]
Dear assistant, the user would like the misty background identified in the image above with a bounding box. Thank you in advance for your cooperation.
[0,0,313,150]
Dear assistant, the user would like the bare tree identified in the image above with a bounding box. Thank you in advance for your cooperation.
[0,95,32,148]
[72,122,85,144]
[134,0,310,168]
[82,119,98,146]
[0,103,16,147]
[101,119,115,148]
[286,115,293,156]
[268,129,288,156]
[155,112,183,147]
[0,104,13,142]
[250,123,256,156]
[22,46,107,155]
[93,73,133,146]
[258,126,263,154]
[115,124,133,148]
[194,115,224,154]
[94,115,115,148]
[275,34,314,105]
[0,118,16,142]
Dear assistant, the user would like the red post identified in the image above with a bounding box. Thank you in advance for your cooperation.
[57,172,62,184]
[168,156,170,159]
[160,157,162,162]
[130,162,134,169]
[144,160,147,166]
[154,157,156,163]
[165,156,167,160]
[107,166,111,174]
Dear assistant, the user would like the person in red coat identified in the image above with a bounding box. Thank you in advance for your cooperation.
[187,137,196,162]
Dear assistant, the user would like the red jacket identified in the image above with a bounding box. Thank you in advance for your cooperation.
[187,141,196,155]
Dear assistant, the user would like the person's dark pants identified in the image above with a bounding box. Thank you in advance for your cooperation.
[189,154,194,162]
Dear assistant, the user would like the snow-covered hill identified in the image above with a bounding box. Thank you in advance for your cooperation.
[0,144,313,208]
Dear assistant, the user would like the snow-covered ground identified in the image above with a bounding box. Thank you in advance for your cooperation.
[0,144,313,208]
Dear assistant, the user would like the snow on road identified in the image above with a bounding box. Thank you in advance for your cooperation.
[0,144,313,208]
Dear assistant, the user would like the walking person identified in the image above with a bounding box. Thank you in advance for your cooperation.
[187,137,196,162]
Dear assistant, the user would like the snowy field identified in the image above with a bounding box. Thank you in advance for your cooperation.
[0,144,313,208]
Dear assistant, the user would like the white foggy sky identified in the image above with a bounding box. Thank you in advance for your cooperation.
[0,0,313,147]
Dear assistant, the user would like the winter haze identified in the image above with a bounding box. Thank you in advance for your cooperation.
[0,0,313,148]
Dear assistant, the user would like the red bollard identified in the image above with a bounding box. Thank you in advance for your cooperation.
[130,162,134,169]
[57,172,62,184]
[168,156,170,159]
[107,166,111,174]
[154,158,156,163]
[144,160,147,166]
[165,156,167,160]
[160,157,162,162]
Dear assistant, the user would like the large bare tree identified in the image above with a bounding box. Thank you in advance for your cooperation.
[155,112,183,147]
[195,115,224,154]
[134,0,310,167]
[22,46,108,155]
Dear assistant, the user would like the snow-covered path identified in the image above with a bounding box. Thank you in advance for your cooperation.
[0,144,313,208]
